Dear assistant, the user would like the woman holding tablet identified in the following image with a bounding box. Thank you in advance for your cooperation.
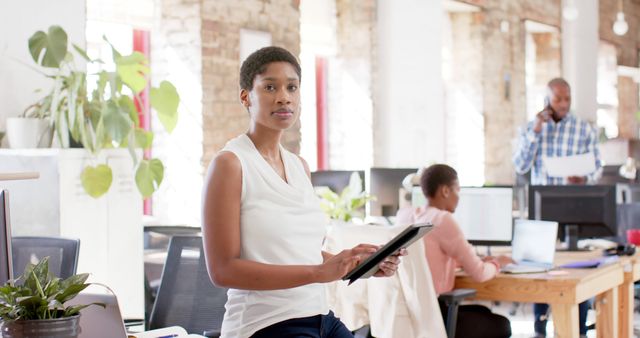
[396,164,512,338]
[202,46,403,338]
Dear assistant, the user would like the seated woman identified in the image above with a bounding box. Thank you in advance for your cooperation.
[396,164,512,338]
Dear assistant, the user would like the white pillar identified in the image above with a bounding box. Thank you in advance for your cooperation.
[375,0,444,167]
[562,0,598,123]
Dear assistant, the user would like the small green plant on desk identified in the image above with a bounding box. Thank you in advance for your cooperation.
[316,172,375,223]
[0,257,103,338]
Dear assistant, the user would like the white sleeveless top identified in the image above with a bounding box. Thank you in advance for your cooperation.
[219,134,329,338]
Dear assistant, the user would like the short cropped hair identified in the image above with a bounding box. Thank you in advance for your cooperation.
[547,77,570,91]
[239,46,301,90]
[420,164,458,198]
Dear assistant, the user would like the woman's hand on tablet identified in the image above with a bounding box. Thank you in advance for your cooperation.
[374,248,407,277]
[316,244,379,283]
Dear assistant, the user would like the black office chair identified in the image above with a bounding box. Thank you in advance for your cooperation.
[438,289,477,338]
[11,236,80,279]
[149,236,227,337]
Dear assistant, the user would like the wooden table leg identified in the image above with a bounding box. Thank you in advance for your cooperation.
[596,287,619,338]
[551,303,579,338]
[618,274,634,338]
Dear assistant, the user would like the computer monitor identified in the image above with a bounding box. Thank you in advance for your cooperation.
[368,168,418,217]
[454,187,513,246]
[310,170,365,194]
[528,185,617,251]
[0,190,13,284]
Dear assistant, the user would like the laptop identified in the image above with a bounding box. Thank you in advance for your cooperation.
[501,220,558,274]
[67,291,128,338]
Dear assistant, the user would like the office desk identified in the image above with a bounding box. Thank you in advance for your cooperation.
[617,253,640,338]
[455,251,624,338]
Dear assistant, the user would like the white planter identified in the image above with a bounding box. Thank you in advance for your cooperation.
[6,117,53,149]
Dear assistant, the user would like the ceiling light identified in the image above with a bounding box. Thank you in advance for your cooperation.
[613,12,629,36]
[613,0,628,36]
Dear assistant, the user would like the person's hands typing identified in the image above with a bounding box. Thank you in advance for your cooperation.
[483,255,514,268]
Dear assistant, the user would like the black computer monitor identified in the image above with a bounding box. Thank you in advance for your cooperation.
[0,190,13,284]
[368,168,417,217]
[310,170,365,194]
[528,185,617,251]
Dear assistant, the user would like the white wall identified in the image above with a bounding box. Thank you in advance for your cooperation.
[375,0,445,167]
[562,0,598,123]
[0,0,86,143]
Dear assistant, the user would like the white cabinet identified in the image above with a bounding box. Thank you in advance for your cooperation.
[0,149,143,319]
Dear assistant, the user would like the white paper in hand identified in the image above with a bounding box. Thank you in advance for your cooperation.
[542,152,596,177]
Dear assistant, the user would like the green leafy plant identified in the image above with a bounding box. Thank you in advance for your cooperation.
[316,172,375,222]
[27,25,179,198]
[0,257,102,321]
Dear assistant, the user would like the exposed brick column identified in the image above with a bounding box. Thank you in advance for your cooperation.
[618,76,639,139]
[201,0,301,167]
[600,0,640,141]
[479,0,560,185]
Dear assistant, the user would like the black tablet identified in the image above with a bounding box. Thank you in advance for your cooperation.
[342,222,433,284]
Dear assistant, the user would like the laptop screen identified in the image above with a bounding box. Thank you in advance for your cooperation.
[0,190,13,284]
[68,292,128,338]
[511,220,558,265]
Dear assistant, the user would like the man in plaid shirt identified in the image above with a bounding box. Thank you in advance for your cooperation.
[513,78,602,186]
[512,77,601,337]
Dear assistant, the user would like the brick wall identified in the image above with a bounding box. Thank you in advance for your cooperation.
[454,0,561,185]
[600,0,640,140]
[201,0,301,167]
[618,76,639,138]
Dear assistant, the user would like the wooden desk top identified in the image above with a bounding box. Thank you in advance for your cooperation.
[455,251,625,304]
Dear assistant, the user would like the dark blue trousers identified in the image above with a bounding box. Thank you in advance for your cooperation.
[251,311,353,338]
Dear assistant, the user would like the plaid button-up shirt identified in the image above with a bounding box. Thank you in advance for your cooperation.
[513,113,602,185]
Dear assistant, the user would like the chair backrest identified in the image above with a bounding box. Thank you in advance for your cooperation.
[11,236,80,279]
[149,236,227,335]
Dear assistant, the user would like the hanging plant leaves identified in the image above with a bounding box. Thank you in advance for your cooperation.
[115,52,149,94]
[102,101,133,145]
[135,159,164,198]
[134,128,153,149]
[28,26,68,68]
[81,164,113,198]
[150,81,179,133]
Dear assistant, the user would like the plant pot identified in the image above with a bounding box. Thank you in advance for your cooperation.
[6,117,53,149]
[1,315,81,338]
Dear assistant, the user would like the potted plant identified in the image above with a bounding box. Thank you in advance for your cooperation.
[0,257,102,338]
[5,95,54,149]
[25,25,180,198]
[316,172,375,223]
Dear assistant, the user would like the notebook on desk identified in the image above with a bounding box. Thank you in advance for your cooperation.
[501,220,558,274]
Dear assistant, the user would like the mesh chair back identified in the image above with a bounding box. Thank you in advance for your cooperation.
[11,236,80,279]
[149,236,227,335]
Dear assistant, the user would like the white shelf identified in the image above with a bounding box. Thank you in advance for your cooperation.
[0,172,39,181]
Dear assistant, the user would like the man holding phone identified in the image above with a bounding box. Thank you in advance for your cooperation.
[513,77,602,185]
[512,77,601,337]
